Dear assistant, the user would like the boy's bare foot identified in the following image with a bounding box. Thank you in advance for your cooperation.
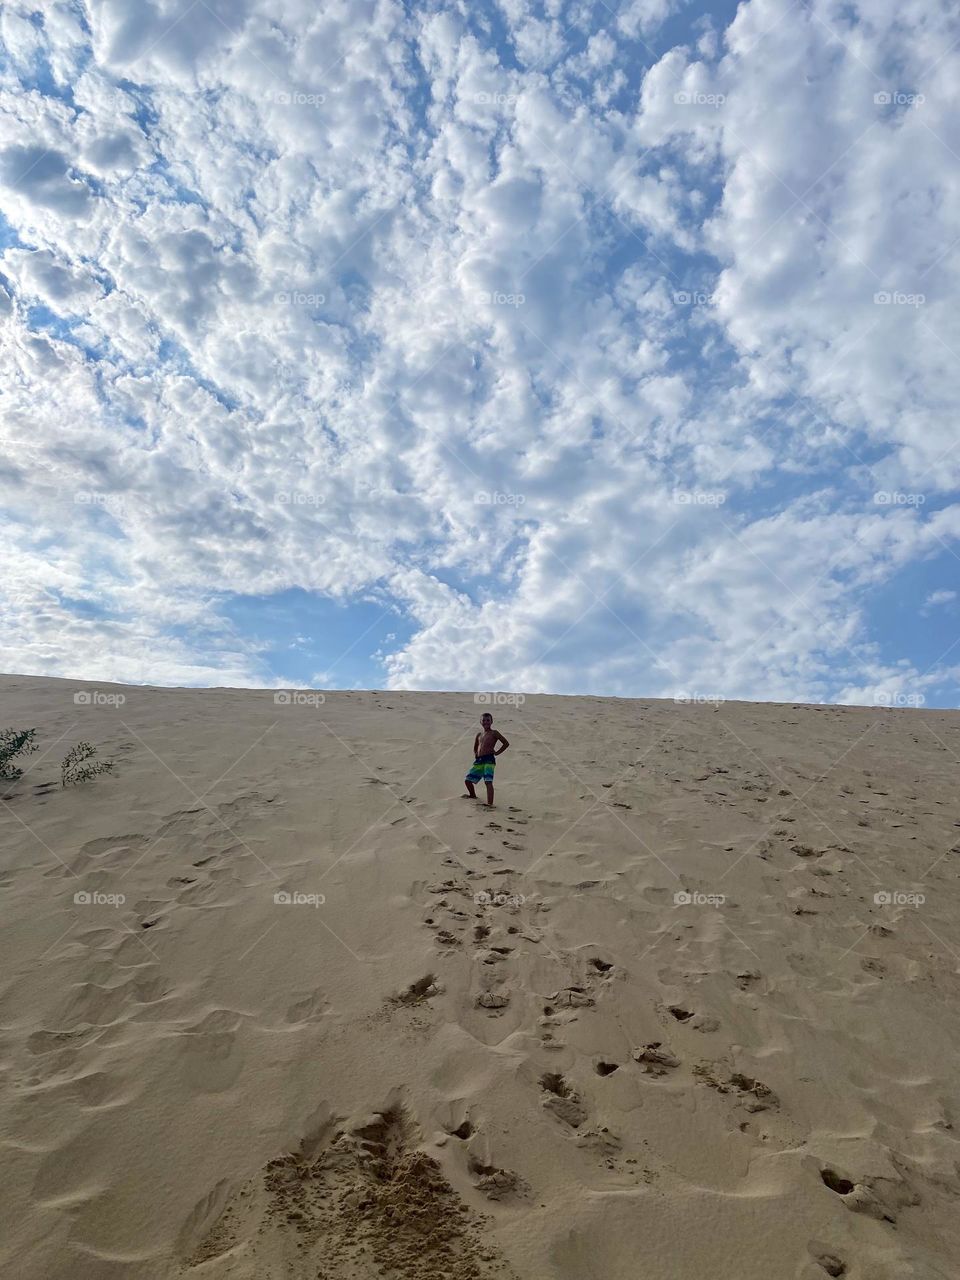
[460,793,476,799]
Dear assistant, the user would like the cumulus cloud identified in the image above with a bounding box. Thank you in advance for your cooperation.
[0,0,957,704]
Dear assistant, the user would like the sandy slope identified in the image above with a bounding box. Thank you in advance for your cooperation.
[1,676,960,1279]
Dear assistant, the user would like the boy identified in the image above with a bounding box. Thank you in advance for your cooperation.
[463,711,509,807]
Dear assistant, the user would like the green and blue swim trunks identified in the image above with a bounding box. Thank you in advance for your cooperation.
[465,753,496,785]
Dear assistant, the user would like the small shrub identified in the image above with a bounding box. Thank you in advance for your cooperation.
[0,728,39,782]
[61,742,115,788]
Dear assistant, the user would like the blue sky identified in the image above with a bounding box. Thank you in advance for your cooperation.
[0,0,958,704]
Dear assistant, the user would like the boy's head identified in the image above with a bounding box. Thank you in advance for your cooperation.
[480,712,493,728]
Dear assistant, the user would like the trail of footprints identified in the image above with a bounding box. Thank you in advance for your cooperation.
[401,805,911,1279]
[47,779,919,1278]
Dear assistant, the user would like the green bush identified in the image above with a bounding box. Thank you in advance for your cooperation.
[61,742,116,788]
[0,728,39,782]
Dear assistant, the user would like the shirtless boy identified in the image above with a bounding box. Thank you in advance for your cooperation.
[463,712,509,807]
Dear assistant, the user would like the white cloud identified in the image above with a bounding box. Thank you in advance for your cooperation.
[0,0,957,703]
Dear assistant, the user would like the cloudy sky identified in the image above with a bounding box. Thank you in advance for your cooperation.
[1,0,959,704]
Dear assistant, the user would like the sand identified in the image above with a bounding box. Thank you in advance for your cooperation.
[1,675,960,1279]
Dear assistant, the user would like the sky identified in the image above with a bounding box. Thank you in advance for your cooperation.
[1,0,959,705]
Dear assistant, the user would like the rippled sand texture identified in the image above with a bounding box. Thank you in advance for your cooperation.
[1,676,959,1279]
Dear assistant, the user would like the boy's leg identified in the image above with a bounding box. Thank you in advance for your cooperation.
[484,781,494,806]
[463,759,480,798]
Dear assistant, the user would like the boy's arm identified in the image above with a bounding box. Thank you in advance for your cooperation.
[494,731,510,754]
[473,733,480,756]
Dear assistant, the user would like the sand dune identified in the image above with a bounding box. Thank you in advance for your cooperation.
[1,675,960,1278]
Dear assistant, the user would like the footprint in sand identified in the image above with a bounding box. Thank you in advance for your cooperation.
[807,1243,847,1276]
[735,969,762,991]
[46,833,150,879]
[26,1027,99,1058]
[176,1010,245,1092]
[693,1062,779,1113]
[467,1155,530,1202]
[54,976,156,1031]
[539,1072,588,1128]
[661,1001,720,1033]
[633,1043,680,1077]
[551,986,595,1009]
[390,974,442,1008]
[284,990,329,1024]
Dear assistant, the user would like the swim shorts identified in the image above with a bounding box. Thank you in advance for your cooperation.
[465,753,496,785]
